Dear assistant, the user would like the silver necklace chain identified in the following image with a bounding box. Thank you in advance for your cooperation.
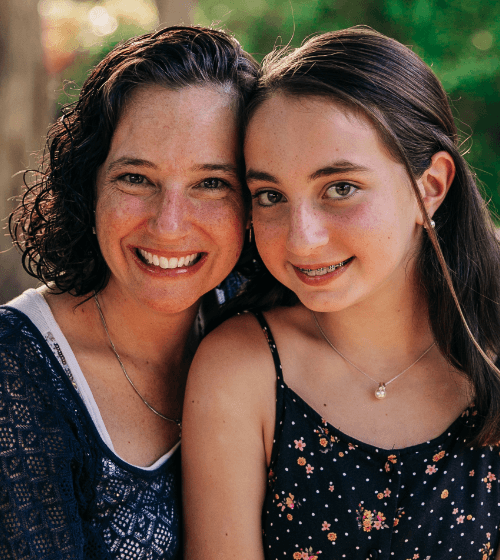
[311,311,435,399]
[94,294,182,428]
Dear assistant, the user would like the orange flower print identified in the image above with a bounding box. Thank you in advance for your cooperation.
[287,514,293,521]
[441,489,449,499]
[276,493,301,513]
[377,493,383,500]
[470,470,475,476]
[425,465,437,475]
[286,494,297,509]
[321,521,331,531]
[338,452,344,457]
[329,484,334,492]
[384,455,397,472]
[327,532,337,541]
[293,547,322,559]
[467,515,473,520]
[394,507,405,527]
[306,464,314,474]
[314,421,338,453]
[482,472,496,492]
[294,438,306,451]
[384,488,391,497]
[480,532,493,559]
[298,457,306,466]
[356,504,389,532]
[457,515,465,523]
[433,450,445,462]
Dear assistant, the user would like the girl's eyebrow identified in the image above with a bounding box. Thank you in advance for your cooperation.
[246,160,370,185]
[308,161,370,181]
[246,170,278,184]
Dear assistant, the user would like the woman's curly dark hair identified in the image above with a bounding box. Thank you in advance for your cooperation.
[10,25,258,296]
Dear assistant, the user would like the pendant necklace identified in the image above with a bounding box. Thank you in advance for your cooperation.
[311,311,435,399]
[94,294,182,429]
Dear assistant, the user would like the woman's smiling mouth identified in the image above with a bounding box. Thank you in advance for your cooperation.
[136,248,204,269]
[295,257,354,277]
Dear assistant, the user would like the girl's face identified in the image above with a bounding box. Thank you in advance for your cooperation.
[245,95,424,313]
[95,84,247,314]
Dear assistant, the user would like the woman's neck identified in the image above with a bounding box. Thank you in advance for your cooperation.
[41,283,201,371]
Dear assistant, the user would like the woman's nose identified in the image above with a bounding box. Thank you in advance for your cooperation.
[148,189,191,238]
[285,202,330,256]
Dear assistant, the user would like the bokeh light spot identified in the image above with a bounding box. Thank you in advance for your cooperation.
[88,6,118,36]
[471,30,493,51]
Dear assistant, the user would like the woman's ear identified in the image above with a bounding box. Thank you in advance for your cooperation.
[415,151,455,225]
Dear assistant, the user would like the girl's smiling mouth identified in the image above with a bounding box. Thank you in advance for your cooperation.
[294,256,355,277]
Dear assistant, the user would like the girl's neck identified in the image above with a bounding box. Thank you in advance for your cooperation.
[312,278,433,367]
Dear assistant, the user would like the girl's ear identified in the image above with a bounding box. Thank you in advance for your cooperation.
[415,151,455,226]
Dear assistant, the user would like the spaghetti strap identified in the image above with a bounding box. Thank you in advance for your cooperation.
[252,310,286,477]
[252,310,284,384]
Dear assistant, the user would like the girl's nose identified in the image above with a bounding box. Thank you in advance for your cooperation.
[285,202,330,256]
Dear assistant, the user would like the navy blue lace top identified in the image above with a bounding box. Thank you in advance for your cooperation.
[254,312,500,560]
[0,307,180,559]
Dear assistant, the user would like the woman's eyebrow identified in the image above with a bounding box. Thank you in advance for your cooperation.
[193,163,239,176]
[107,157,157,173]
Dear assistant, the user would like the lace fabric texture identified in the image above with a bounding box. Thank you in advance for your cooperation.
[0,307,181,560]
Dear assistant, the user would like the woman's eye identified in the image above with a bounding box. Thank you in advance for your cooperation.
[123,174,145,184]
[254,191,285,207]
[326,183,358,199]
[201,178,226,189]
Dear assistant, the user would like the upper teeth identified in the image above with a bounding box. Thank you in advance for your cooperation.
[138,249,200,269]
[298,258,351,277]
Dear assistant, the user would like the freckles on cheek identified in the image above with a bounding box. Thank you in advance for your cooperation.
[254,223,282,258]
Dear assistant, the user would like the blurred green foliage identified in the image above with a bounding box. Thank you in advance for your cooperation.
[59,0,500,213]
[196,0,500,215]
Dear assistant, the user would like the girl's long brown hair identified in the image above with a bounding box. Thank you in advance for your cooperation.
[223,26,500,447]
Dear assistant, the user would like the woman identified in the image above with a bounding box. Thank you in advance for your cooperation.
[0,26,257,558]
[183,27,500,559]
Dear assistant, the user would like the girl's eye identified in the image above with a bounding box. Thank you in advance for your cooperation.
[325,183,358,199]
[201,178,226,189]
[254,191,285,207]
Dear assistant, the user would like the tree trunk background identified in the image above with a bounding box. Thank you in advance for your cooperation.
[0,0,50,303]
[155,0,197,27]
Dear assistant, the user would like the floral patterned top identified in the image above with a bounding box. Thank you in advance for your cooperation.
[254,312,500,560]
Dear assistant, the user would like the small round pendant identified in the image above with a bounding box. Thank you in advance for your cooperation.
[375,383,386,399]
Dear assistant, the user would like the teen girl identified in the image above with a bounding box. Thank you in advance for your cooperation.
[183,27,500,560]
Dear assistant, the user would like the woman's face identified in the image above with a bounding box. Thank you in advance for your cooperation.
[95,84,246,314]
[245,94,423,313]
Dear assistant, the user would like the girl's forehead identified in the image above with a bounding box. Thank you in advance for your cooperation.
[246,93,400,168]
